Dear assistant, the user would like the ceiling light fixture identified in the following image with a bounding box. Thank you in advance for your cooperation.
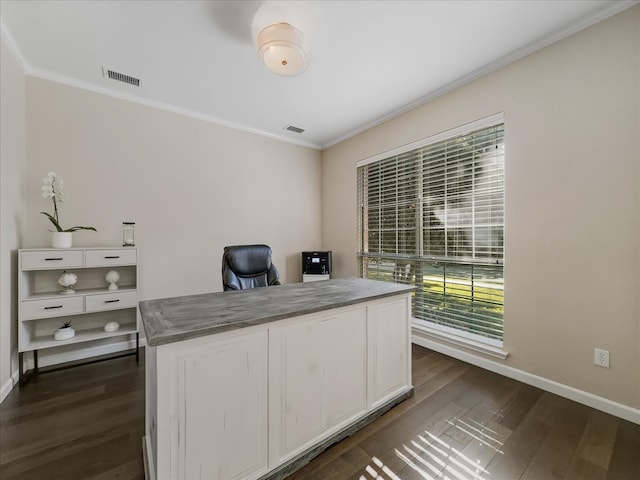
[258,23,308,76]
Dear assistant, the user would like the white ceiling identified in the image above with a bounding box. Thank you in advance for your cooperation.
[0,0,635,149]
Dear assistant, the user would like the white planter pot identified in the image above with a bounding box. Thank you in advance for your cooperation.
[54,326,75,341]
[51,232,72,249]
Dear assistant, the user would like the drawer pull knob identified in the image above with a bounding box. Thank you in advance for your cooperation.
[45,257,64,261]
[104,256,120,259]
[44,305,63,310]
[105,299,120,304]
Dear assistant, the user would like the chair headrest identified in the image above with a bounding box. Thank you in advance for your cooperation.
[224,244,273,276]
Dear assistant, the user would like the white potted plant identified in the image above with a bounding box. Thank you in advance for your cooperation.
[40,172,96,248]
[54,320,75,340]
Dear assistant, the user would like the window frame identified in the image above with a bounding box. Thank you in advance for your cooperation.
[357,113,505,348]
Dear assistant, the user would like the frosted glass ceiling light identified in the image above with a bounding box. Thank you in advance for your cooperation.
[258,23,308,76]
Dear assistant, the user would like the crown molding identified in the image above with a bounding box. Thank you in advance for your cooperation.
[0,16,30,72]
[27,67,322,150]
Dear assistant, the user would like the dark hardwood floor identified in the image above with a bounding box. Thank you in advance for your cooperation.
[0,354,145,480]
[1,346,638,480]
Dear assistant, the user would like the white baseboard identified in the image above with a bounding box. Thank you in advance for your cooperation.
[412,329,640,425]
[0,371,17,404]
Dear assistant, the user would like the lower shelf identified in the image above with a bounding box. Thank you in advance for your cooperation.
[19,331,140,387]
[19,324,138,352]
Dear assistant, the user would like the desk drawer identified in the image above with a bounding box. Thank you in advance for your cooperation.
[21,250,84,270]
[85,290,137,312]
[22,296,84,320]
[85,249,137,267]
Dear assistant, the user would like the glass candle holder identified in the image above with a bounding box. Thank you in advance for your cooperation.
[123,222,135,246]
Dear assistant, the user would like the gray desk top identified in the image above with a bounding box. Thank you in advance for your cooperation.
[139,278,415,347]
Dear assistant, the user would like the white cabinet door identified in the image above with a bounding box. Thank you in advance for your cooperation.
[368,296,412,409]
[177,330,269,480]
[269,306,368,464]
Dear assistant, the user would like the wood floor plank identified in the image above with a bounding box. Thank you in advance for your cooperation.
[520,431,579,480]
[1,425,139,478]
[8,434,143,480]
[87,458,146,480]
[605,419,640,480]
[412,360,470,404]
[1,391,144,465]
[448,415,512,473]
[287,445,371,480]
[543,397,593,445]
[498,383,545,431]
[411,355,456,388]
[576,409,619,470]
[485,422,548,480]
[564,455,608,480]
[443,399,512,450]
[417,433,467,480]
[0,385,107,424]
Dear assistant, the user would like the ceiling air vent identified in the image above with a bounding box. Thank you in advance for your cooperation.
[102,67,141,87]
[284,124,305,134]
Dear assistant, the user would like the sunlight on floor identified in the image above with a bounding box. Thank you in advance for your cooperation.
[357,414,507,480]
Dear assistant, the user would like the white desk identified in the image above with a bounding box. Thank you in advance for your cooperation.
[140,278,414,480]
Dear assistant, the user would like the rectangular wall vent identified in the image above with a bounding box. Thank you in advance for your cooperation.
[284,125,305,134]
[102,67,141,87]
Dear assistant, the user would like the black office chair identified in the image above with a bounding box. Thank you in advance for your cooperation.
[222,244,281,291]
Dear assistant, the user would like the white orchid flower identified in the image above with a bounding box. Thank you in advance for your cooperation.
[41,185,54,198]
[40,171,95,234]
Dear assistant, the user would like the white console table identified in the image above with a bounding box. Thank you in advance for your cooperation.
[139,278,414,480]
[18,247,140,384]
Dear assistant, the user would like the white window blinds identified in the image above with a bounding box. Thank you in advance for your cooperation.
[357,116,505,343]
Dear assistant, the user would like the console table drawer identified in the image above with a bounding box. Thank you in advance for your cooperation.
[85,249,137,267]
[86,290,138,312]
[22,296,84,320]
[21,250,84,271]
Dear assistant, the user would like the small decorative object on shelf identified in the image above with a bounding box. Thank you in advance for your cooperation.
[104,321,120,332]
[54,321,75,341]
[105,270,120,291]
[58,270,78,294]
[123,222,135,246]
[40,171,97,248]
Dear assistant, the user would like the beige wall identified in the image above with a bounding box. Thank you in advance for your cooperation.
[25,79,322,302]
[20,77,321,368]
[322,7,640,409]
[0,36,26,398]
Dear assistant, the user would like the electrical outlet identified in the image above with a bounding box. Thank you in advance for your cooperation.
[594,348,610,368]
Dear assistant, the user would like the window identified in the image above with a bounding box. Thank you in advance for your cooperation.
[357,115,505,345]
